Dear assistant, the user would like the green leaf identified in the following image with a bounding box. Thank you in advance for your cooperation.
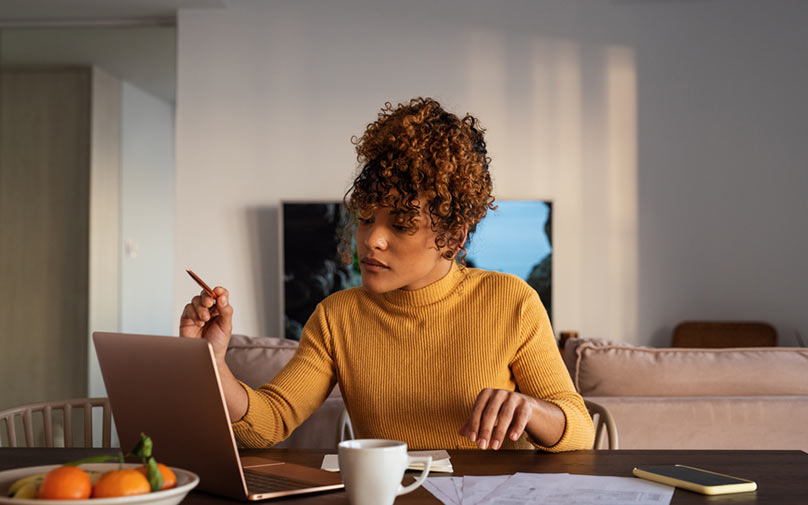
[128,433,163,492]
[64,454,123,466]
[144,457,164,492]
[129,432,153,461]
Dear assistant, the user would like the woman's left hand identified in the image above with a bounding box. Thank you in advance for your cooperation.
[458,388,539,450]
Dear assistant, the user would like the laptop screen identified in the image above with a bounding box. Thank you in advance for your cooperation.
[93,332,248,498]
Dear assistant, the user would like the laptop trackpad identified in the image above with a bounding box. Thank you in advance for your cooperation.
[244,459,343,486]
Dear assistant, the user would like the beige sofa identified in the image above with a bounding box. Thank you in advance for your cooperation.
[226,333,808,452]
[562,338,808,451]
[225,334,345,449]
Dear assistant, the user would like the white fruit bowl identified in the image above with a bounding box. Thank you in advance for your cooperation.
[0,463,199,505]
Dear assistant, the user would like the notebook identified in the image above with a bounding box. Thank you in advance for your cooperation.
[92,331,344,501]
[321,451,453,473]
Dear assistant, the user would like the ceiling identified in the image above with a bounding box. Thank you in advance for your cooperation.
[0,1,224,103]
[0,0,224,25]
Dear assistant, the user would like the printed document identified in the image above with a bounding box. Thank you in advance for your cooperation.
[424,472,674,505]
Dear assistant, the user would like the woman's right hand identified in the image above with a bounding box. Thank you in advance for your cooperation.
[180,287,248,421]
[180,286,233,363]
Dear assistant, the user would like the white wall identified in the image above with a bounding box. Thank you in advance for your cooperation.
[120,82,176,336]
[629,4,808,346]
[90,81,175,447]
[86,80,175,406]
[175,0,807,346]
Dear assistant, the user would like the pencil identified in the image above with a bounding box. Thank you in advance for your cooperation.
[186,269,216,298]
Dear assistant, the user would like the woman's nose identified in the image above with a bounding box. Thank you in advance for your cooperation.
[364,224,388,250]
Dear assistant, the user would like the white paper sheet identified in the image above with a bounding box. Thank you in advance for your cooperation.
[423,476,463,505]
[461,475,514,505]
[476,473,674,505]
[453,478,464,503]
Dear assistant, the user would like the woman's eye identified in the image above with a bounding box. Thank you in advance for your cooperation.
[358,218,373,225]
[393,225,408,232]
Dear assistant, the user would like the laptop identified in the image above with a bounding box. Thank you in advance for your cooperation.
[92,331,344,501]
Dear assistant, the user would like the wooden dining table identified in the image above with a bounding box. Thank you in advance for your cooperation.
[2,447,806,504]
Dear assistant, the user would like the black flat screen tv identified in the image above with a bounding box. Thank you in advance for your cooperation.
[281,200,552,340]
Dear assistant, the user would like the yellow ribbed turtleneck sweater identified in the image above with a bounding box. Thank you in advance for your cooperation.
[232,262,594,452]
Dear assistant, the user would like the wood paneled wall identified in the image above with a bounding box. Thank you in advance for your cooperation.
[0,66,120,409]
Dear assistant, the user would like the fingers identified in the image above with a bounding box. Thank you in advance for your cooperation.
[213,286,233,336]
[190,286,229,320]
[191,296,210,324]
[489,395,517,449]
[509,404,531,442]
[459,389,534,450]
[476,389,508,450]
[179,303,203,337]
[459,388,492,444]
[179,286,232,337]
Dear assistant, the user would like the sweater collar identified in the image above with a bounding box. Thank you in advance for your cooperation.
[379,260,466,307]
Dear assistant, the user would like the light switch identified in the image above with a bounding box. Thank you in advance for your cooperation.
[125,239,139,259]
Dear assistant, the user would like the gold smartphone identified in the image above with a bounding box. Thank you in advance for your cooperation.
[633,464,757,495]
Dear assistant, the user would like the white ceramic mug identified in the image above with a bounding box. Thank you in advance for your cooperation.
[338,439,432,505]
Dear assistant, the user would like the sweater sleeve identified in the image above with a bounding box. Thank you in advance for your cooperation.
[510,288,595,452]
[232,303,337,447]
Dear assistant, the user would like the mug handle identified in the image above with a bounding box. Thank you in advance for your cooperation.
[397,456,433,496]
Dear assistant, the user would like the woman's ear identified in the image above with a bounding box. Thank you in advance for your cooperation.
[459,225,470,248]
[444,226,470,260]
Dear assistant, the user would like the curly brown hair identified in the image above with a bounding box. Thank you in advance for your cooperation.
[343,97,496,262]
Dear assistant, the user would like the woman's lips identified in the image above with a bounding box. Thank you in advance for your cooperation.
[361,258,389,272]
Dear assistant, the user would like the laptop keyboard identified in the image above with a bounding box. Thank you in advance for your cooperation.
[244,469,317,493]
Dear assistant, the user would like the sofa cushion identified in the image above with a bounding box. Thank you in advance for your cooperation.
[225,334,342,398]
[572,341,808,396]
[225,334,298,388]
[561,336,617,377]
[588,395,808,451]
[225,334,345,449]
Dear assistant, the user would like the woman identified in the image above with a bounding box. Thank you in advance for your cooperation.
[180,98,594,451]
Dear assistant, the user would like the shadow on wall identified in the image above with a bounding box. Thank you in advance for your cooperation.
[245,206,280,339]
[650,326,672,348]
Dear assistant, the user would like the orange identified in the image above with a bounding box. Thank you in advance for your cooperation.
[92,469,151,498]
[136,463,177,490]
[38,466,92,500]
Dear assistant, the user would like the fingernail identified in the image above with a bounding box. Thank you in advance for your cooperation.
[510,432,519,441]
[491,440,500,450]
[470,432,477,442]
[220,296,228,308]
[479,439,487,450]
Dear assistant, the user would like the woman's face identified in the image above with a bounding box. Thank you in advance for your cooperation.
[355,202,453,294]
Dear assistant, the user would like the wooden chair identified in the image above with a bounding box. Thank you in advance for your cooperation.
[338,401,619,450]
[585,399,618,450]
[0,397,112,448]
[671,321,777,348]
